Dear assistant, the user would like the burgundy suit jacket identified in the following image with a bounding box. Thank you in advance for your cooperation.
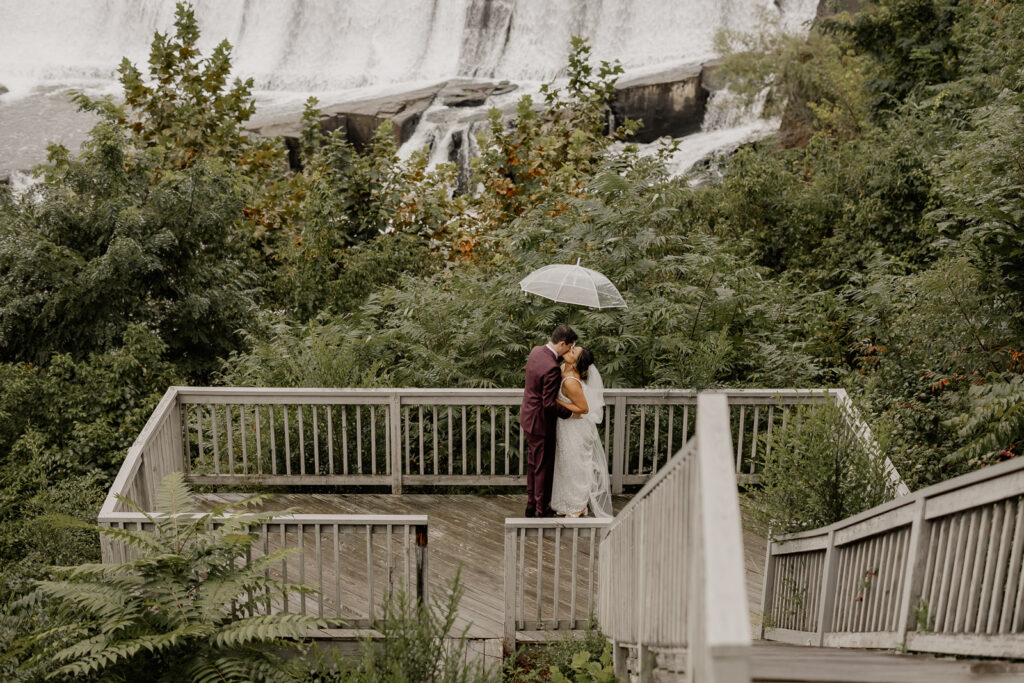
[521,345,572,436]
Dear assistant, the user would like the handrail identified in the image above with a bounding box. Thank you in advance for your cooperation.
[104,386,902,501]
[762,455,1024,658]
[600,393,751,682]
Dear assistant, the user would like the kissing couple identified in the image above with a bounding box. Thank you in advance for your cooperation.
[520,325,613,519]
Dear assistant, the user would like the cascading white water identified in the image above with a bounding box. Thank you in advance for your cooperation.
[0,0,817,94]
[0,0,820,177]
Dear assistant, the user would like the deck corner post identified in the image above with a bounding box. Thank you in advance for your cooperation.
[815,529,839,646]
[503,524,517,650]
[612,641,628,681]
[414,523,428,605]
[612,396,627,494]
[897,498,929,647]
[760,536,777,640]
[389,393,403,495]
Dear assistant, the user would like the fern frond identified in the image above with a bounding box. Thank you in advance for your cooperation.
[212,612,326,649]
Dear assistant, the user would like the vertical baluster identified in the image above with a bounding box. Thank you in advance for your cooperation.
[505,406,511,476]
[356,405,363,475]
[283,406,292,476]
[765,405,775,464]
[404,524,411,590]
[254,405,263,475]
[653,407,660,472]
[262,524,271,613]
[281,524,289,612]
[327,406,335,476]
[367,525,375,622]
[666,405,674,458]
[313,406,320,475]
[490,406,496,476]
[570,527,579,626]
[432,406,438,475]
[985,500,1013,633]
[334,524,341,619]
[447,407,454,476]
[227,405,235,475]
[639,405,646,474]
[240,405,248,476]
[519,419,525,477]
[417,405,424,476]
[404,406,410,475]
[316,523,324,618]
[342,406,349,475]
[387,525,394,597]
[735,405,745,473]
[588,527,597,617]
[269,405,277,475]
[553,527,561,628]
[536,530,543,627]
[750,405,760,475]
[682,405,689,442]
[298,523,307,615]
[462,406,468,475]
[476,406,482,476]
[298,405,305,476]
[196,404,205,471]
[518,528,526,627]
[371,405,377,475]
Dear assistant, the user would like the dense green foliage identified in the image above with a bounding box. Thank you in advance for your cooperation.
[3,0,1024,677]
[7,474,324,682]
[748,399,896,536]
[504,626,613,682]
[307,572,496,683]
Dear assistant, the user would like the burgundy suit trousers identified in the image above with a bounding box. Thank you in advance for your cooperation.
[526,428,557,516]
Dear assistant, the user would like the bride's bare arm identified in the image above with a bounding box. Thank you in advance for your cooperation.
[557,379,588,416]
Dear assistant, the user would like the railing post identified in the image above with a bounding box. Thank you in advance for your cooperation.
[389,392,403,495]
[612,396,627,494]
[503,524,517,650]
[897,498,929,646]
[815,530,839,646]
[415,523,428,605]
[760,538,776,640]
[612,641,629,681]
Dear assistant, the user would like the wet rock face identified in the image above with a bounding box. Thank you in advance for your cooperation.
[611,64,709,143]
[440,80,517,107]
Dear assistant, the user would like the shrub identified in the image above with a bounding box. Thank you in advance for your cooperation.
[748,397,896,536]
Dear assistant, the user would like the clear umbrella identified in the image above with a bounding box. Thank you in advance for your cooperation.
[520,259,627,309]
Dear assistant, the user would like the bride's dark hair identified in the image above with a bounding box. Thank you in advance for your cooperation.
[576,347,595,380]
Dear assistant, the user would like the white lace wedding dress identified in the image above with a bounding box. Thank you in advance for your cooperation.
[550,366,613,518]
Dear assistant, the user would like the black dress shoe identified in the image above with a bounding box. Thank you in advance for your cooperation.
[524,507,536,518]
[540,509,557,518]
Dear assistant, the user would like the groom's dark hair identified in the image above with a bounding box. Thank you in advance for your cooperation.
[550,325,577,345]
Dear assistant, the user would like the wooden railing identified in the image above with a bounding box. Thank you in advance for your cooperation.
[502,518,611,644]
[762,455,1024,659]
[98,510,428,627]
[599,394,752,682]
[105,386,903,500]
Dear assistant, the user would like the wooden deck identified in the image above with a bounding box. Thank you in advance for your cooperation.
[750,640,1024,682]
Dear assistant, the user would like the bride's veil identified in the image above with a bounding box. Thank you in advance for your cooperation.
[583,365,613,518]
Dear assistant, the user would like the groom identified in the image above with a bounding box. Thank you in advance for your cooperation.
[521,325,577,517]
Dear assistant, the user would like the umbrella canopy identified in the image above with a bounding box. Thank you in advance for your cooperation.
[520,259,627,309]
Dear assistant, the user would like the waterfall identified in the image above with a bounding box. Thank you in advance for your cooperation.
[0,0,817,94]
[0,0,821,177]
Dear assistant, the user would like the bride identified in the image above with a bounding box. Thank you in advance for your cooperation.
[550,346,613,518]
